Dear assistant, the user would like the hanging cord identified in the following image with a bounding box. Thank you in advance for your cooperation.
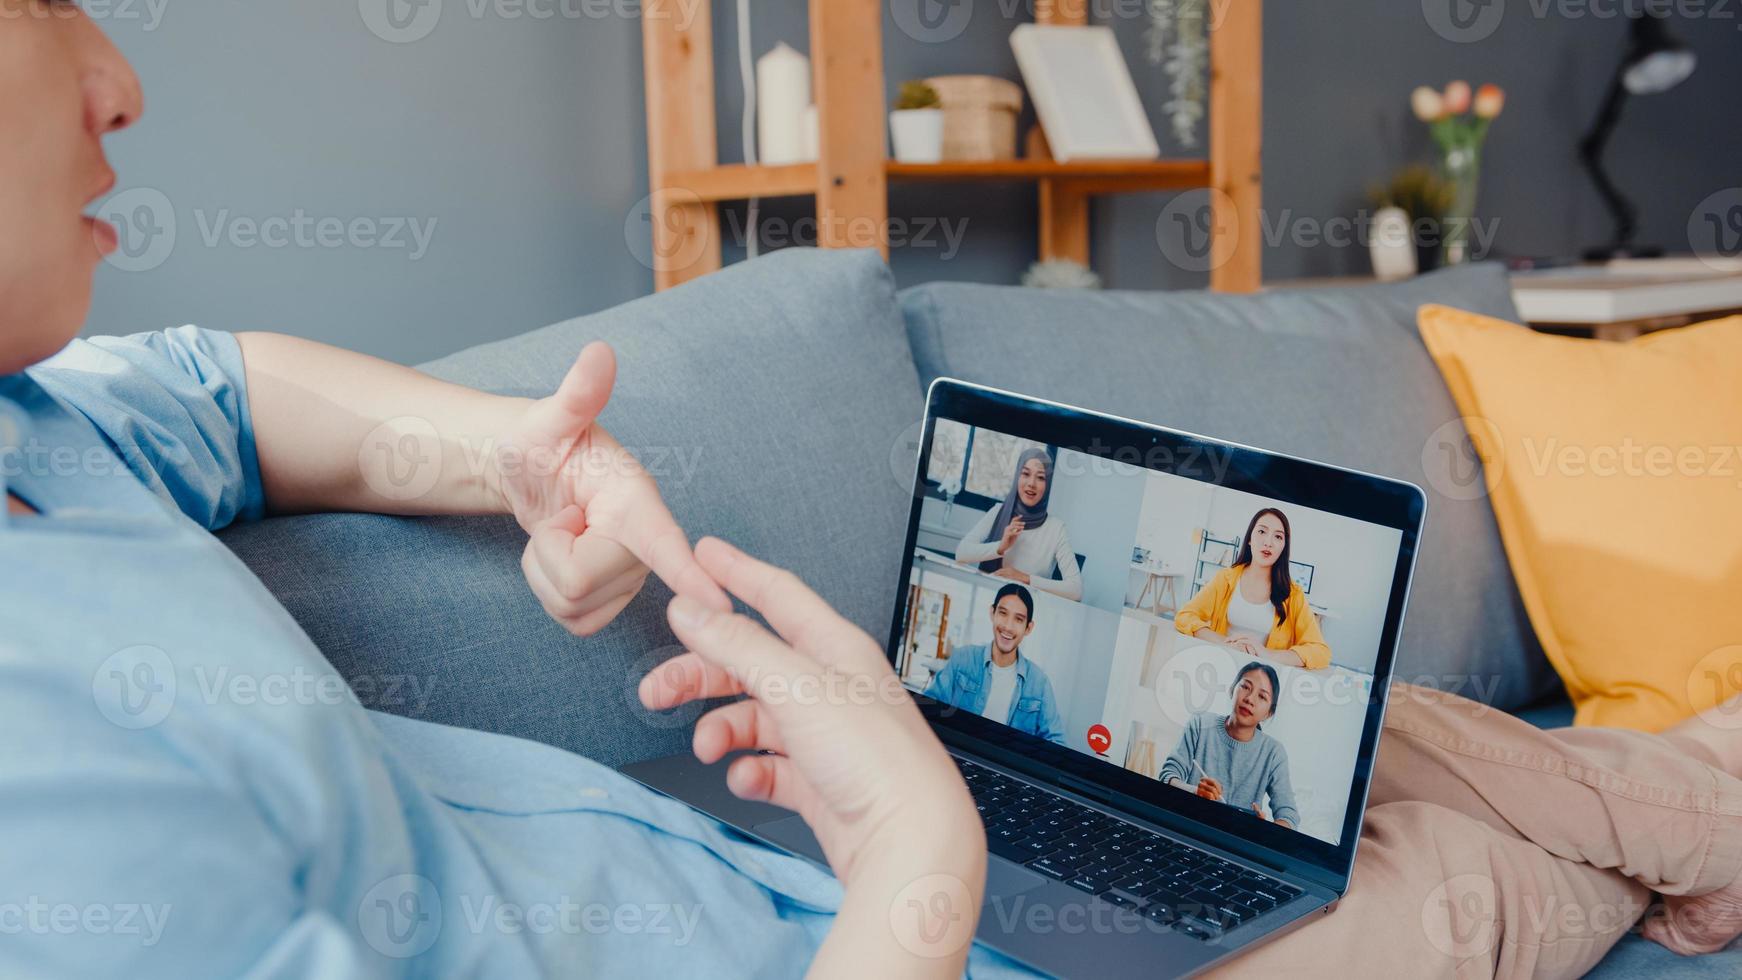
[736,0,759,259]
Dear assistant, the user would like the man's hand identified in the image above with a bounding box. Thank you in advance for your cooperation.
[1196,776,1224,802]
[640,539,986,976]
[495,342,728,634]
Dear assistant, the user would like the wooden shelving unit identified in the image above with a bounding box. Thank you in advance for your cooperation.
[640,0,1262,292]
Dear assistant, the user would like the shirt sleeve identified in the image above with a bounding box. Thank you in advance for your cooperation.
[1159,715,1202,786]
[28,326,265,529]
[1175,568,1231,638]
[1284,589,1333,670]
[1025,523,1083,601]
[954,508,1001,564]
[1262,740,1301,827]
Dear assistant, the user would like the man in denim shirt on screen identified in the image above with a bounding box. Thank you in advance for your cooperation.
[924,584,1067,745]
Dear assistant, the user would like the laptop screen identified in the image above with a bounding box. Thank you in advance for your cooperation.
[888,381,1424,878]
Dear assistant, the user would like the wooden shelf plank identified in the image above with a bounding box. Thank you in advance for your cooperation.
[659,163,818,203]
[660,158,1212,204]
[887,159,1210,183]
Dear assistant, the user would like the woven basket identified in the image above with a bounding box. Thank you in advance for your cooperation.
[925,75,1024,162]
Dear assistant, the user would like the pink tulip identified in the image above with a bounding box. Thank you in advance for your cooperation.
[1411,86,1445,122]
[1475,83,1506,119]
[1444,80,1473,115]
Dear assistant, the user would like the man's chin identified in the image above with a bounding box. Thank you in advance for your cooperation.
[0,297,86,375]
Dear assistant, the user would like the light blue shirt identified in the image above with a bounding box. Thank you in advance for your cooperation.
[0,327,1033,978]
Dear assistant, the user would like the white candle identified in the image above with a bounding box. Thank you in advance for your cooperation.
[757,42,811,165]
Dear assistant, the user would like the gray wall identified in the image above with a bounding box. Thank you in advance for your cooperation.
[89,1,1741,364]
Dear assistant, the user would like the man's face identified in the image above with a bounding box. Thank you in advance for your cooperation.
[989,594,1032,656]
[0,2,142,374]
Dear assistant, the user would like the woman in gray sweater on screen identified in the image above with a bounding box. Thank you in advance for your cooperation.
[1160,662,1299,830]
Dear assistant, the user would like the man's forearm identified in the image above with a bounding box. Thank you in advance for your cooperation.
[235,331,523,516]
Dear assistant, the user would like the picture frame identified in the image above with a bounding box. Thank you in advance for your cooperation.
[1009,24,1161,162]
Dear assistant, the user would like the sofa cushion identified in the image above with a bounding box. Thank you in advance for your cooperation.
[1421,305,1742,731]
[899,264,1556,711]
[220,248,924,767]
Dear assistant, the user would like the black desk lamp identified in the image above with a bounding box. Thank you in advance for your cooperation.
[1580,13,1698,260]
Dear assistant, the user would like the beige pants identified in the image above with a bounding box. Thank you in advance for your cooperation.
[1206,683,1742,979]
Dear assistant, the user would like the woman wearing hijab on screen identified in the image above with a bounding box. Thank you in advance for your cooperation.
[955,447,1083,601]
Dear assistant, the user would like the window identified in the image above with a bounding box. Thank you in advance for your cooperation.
[965,430,1048,500]
[927,421,1051,506]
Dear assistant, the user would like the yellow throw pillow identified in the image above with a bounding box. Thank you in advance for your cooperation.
[1418,305,1742,731]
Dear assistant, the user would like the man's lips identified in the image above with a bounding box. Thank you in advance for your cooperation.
[86,215,119,256]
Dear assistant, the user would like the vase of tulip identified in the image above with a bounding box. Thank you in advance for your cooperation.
[1411,81,1505,265]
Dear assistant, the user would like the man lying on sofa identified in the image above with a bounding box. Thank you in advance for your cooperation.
[7,7,1742,978]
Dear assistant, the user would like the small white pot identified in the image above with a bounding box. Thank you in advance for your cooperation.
[1369,205,1418,281]
[889,108,945,164]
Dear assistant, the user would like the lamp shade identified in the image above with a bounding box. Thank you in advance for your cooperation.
[1623,16,1698,95]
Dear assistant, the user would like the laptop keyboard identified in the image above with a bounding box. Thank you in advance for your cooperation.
[957,756,1302,941]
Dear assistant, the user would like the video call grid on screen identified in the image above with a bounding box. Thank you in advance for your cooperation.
[895,417,1406,848]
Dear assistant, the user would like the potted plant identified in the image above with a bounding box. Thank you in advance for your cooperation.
[889,80,945,164]
[1369,165,1457,275]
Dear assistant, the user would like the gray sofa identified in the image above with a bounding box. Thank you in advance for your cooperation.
[218,248,1733,977]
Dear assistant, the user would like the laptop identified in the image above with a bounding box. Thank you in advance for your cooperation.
[623,379,1427,978]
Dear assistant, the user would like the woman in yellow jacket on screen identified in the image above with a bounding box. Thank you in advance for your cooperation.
[1174,507,1333,670]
